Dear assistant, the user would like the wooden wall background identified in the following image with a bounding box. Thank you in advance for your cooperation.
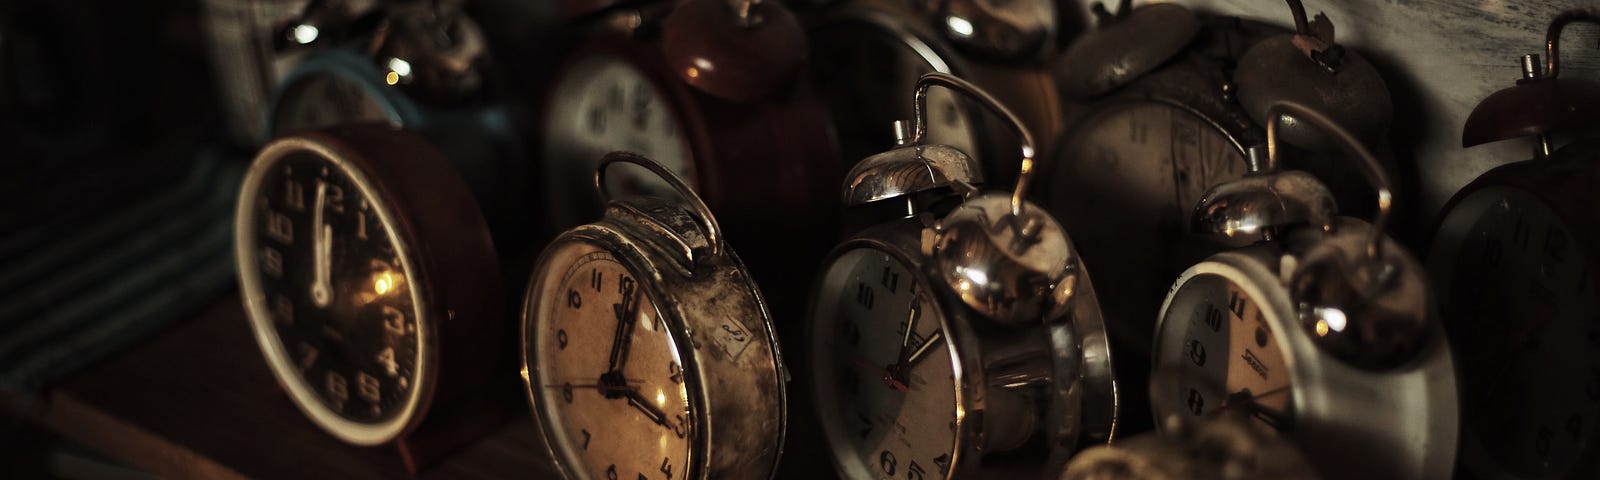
[1067,0,1600,233]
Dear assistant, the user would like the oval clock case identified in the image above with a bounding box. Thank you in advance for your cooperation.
[1041,4,1399,434]
[534,0,839,367]
[235,124,509,472]
[264,2,533,251]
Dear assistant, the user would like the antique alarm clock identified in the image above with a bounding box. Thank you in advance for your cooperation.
[521,152,786,480]
[1152,102,1456,479]
[1045,0,1395,432]
[235,124,505,471]
[537,0,837,323]
[265,0,528,246]
[807,73,1116,479]
[1429,10,1600,479]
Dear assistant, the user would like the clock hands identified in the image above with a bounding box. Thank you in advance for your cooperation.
[878,302,946,391]
[310,180,334,308]
[1220,386,1294,430]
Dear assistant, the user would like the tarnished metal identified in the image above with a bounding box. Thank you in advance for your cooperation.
[1054,1,1199,99]
[923,0,1058,62]
[1461,9,1600,148]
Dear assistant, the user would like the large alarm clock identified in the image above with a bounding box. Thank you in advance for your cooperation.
[1429,10,1600,479]
[521,152,786,479]
[264,0,529,247]
[807,73,1116,479]
[235,124,506,472]
[1152,102,1455,479]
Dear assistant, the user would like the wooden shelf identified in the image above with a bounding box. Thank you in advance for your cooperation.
[4,293,560,479]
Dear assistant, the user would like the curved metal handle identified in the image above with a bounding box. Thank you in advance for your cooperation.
[911,72,1037,217]
[1265,101,1390,261]
[1544,9,1600,79]
[595,151,722,257]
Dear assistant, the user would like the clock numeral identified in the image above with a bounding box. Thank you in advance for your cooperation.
[297,342,318,371]
[907,461,926,480]
[377,347,398,377]
[261,246,284,278]
[357,200,370,240]
[669,361,682,384]
[933,454,952,475]
[326,183,345,214]
[856,282,875,310]
[1185,339,1207,366]
[326,371,349,410]
[567,289,583,309]
[266,211,294,244]
[1203,306,1223,333]
[356,371,381,403]
[1545,225,1568,263]
[557,329,569,349]
[1228,291,1246,319]
[881,266,900,293]
[592,268,603,291]
[879,450,897,476]
[1185,388,1205,415]
[673,413,689,439]
[562,383,574,403]
[284,179,305,211]
[581,429,591,450]
[273,294,293,326]
[606,465,618,480]
[660,456,674,479]
[382,305,407,336]
[587,107,607,134]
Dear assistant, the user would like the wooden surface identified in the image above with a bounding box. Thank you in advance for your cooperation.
[3,294,560,479]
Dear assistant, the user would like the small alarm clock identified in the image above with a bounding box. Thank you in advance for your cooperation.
[1152,102,1455,479]
[521,152,786,479]
[807,73,1116,479]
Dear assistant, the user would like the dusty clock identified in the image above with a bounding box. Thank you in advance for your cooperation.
[265,0,528,246]
[521,152,786,479]
[807,73,1116,479]
[235,124,504,471]
[1152,102,1455,479]
[1430,10,1600,479]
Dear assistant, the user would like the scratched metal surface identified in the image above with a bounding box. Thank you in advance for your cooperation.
[1070,0,1600,230]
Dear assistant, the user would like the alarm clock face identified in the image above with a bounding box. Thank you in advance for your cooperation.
[526,242,695,480]
[237,149,429,444]
[541,54,695,229]
[1153,270,1292,433]
[810,247,961,480]
[271,73,396,135]
[1433,186,1599,477]
[1051,100,1248,348]
[810,20,981,167]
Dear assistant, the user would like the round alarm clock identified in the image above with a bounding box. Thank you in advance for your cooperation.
[807,73,1116,479]
[264,0,528,247]
[1152,102,1456,479]
[1430,10,1600,479]
[521,152,786,480]
[235,124,504,471]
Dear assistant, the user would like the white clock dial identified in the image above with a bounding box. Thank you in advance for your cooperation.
[1154,273,1292,433]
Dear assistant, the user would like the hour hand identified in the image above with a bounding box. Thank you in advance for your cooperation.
[624,389,673,431]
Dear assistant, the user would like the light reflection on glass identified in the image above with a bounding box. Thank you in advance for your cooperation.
[946,16,975,37]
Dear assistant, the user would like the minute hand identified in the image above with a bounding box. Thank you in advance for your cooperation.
[605,289,642,374]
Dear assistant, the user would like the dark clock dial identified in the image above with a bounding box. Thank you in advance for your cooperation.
[245,152,422,424]
[1435,187,1600,477]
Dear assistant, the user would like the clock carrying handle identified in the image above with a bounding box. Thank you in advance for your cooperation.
[1543,9,1600,80]
[595,151,722,257]
[911,72,1037,217]
[1265,101,1390,261]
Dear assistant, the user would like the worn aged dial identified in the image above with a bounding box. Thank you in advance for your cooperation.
[541,54,695,230]
[1153,273,1292,433]
[528,244,695,480]
[270,72,396,134]
[1434,187,1600,477]
[239,150,426,440]
[811,248,959,480]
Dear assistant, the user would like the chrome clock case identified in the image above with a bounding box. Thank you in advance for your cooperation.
[521,152,787,479]
[808,73,1117,479]
[1153,102,1456,479]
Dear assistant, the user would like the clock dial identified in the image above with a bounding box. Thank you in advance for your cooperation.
[811,248,959,480]
[241,151,425,426]
[529,244,694,480]
[541,54,695,230]
[1435,187,1600,477]
[1154,273,1292,433]
[271,72,394,134]
[1051,101,1247,348]
[809,19,981,169]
